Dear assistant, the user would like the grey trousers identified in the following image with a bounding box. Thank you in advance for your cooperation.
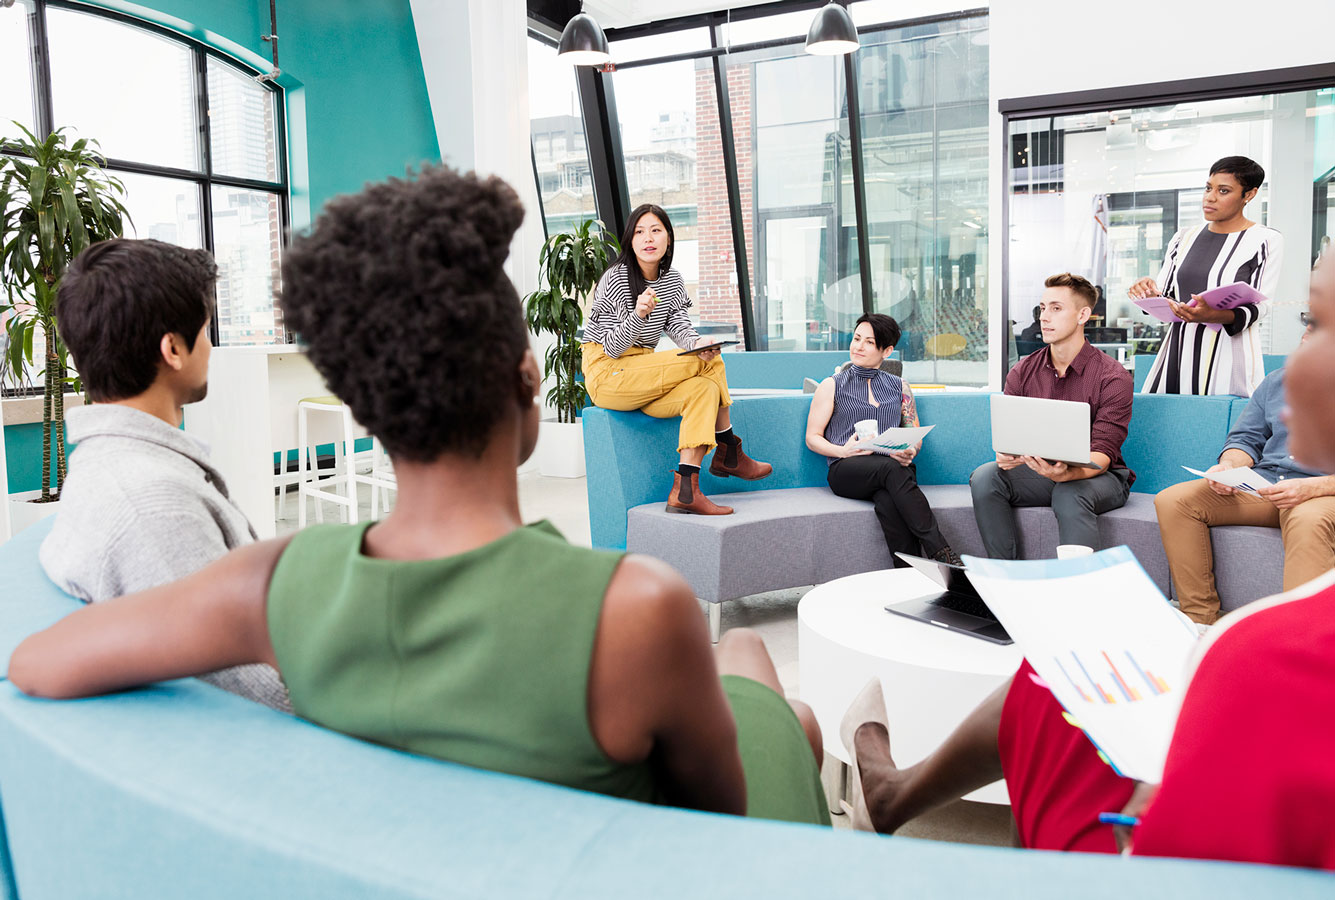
[968,461,1131,559]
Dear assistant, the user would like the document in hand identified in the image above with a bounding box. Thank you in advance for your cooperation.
[865,424,934,455]
[961,548,1199,783]
[1182,465,1273,496]
[1134,282,1267,333]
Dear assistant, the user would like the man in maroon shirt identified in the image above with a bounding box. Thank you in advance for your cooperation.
[969,273,1135,558]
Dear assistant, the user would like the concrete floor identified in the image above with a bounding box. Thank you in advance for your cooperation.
[277,471,1014,846]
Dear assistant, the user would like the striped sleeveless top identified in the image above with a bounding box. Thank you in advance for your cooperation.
[822,365,903,465]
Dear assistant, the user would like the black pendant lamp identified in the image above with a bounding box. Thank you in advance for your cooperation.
[805,1,859,56]
[557,12,611,66]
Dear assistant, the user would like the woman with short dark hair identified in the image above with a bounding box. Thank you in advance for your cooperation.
[804,313,961,567]
[1129,155,1282,396]
[9,166,830,827]
[582,204,771,516]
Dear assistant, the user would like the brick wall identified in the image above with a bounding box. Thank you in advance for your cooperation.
[693,64,754,335]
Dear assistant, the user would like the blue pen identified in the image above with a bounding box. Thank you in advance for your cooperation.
[1098,812,1141,828]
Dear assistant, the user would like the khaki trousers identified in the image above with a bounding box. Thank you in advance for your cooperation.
[582,343,732,451]
[1154,478,1335,624]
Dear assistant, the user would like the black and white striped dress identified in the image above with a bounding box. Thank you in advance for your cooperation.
[1143,224,1282,397]
[584,263,699,358]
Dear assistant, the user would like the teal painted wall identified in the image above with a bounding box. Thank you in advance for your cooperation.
[78,0,440,223]
[6,1,440,492]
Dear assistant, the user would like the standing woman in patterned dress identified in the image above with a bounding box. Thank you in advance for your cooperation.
[582,204,772,516]
[1129,156,1282,397]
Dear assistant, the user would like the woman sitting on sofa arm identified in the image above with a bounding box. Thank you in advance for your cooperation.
[7,166,829,828]
[805,313,963,567]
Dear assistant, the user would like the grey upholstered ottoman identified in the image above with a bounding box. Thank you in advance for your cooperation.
[628,485,1198,641]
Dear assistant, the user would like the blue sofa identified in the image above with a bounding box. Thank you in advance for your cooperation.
[584,391,1284,636]
[0,522,1329,897]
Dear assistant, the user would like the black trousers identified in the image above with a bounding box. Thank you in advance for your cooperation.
[827,455,948,564]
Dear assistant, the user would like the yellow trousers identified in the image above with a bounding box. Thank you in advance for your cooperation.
[582,343,732,451]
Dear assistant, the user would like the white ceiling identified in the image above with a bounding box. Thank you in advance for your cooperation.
[581,1,784,29]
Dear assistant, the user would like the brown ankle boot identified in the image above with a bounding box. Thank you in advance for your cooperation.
[709,436,773,481]
[666,471,733,516]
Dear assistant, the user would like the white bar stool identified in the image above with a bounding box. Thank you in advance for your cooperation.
[295,396,395,527]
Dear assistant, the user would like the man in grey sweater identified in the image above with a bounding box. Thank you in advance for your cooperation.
[39,238,290,712]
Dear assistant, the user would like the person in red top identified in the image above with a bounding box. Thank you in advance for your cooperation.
[970,272,1135,558]
[845,256,1335,871]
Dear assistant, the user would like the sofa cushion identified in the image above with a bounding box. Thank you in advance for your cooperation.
[629,485,1175,602]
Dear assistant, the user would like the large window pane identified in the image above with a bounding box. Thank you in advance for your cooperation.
[207,57,280,182]
[528,37,597,236]
[47,9,199,170]
[211,186,284,346]
[117,172,203,247]
[609,45,743,341]
[726,43,860,351]
[858,16,990,386]
[0,2,36,135]
[1008,88,1335,368]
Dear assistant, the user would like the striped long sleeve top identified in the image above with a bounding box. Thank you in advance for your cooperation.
[1143,224,1282,397]
[583,263,699,358]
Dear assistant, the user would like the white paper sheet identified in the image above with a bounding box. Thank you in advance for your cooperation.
[962,549,1199,783]
[1182,465,1273,496]
[864,424,934,455]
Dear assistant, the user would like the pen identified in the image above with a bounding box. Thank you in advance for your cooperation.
[1098,812,1141,828]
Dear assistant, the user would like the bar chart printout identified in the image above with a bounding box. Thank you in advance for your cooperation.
[1055,651,1175,704]
[960,546,1200,782]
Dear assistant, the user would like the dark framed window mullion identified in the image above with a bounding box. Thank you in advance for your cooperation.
[574,66,631,239]
[708,22,758,350]
[193,45,220,344]
[842,45,873,316]
[28,0,54,138]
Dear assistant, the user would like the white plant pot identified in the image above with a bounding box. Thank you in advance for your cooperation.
[7,490,61,536]
[537,418,585,479]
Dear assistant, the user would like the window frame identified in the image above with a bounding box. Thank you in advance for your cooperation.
[531,3,990,354]
[9,0,290,350]
[999,61,1335,385]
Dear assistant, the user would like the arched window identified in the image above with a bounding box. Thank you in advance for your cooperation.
[2,1,289,351]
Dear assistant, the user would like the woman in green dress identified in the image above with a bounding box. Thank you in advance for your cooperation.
[10,165,828,827]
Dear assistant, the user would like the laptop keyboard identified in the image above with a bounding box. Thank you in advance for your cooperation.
[935,592,994,620]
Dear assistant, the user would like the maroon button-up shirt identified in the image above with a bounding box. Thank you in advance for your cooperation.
[1005,340,1135,485]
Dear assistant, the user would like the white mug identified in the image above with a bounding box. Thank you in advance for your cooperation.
[1056,544,1094,560]
[854,419,879,440]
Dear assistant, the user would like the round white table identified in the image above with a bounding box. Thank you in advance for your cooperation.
[798,567,1023,805]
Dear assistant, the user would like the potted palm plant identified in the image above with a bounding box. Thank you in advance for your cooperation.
[1,124,128,530]
[522,219,617,478]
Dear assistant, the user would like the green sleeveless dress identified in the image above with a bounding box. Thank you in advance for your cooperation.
[267,520,828,826]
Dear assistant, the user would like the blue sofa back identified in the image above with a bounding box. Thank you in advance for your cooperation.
[1133,354,1285,391]
[4,523,1331,897]
[1,526,1332,898]
[585,392,1252,549]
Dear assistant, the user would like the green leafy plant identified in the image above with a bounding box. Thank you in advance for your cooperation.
[1,123,129,501]
[523,219,618,424]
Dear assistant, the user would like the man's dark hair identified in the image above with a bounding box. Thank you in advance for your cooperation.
[609,203,675,303]
[1043,272,1098,312]
[1209,156,1265,194]
[1031,305,1041,322]
[855,313,901,350]
[56,238,216,402]
[279,165,528,461]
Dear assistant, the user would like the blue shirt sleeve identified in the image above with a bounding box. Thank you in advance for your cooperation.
[1221,374,1277,464]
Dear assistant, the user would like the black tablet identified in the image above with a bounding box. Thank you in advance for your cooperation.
[677,341,740,356]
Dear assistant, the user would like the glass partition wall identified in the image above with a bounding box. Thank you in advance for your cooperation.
[1006,86,1335,369]
[531,7,991,385]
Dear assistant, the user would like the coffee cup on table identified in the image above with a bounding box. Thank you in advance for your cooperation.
[854,419,879,441]
[1056,544,1094,560]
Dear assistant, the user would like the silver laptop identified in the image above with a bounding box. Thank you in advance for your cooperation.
[989,394,1096,468]
[884,553,1012,645]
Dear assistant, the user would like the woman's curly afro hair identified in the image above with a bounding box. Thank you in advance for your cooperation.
[280,165,529,461]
